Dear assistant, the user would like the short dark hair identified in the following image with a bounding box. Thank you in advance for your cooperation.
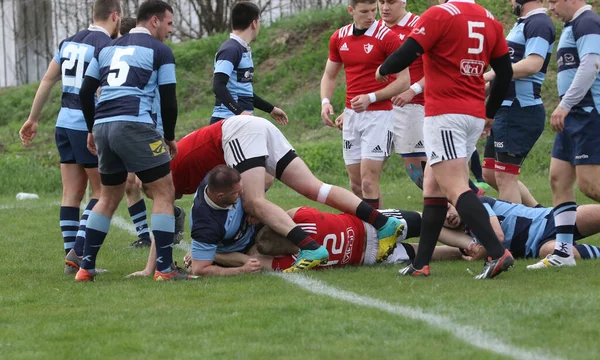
[207,165,241,193]
[120,16,137,35]
[93,0,122,21]
[231,1,260,31]
[349,0,376,7]
[137,0,174,22]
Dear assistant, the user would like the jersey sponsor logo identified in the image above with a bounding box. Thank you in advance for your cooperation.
[364,43,374,54]
[460,59,485,76]
[494,141,504,148]
[340,42,349,51]
[412,27,426,36]
[149,140,166,156]
[342,227,356,264]
[371,145,383,153]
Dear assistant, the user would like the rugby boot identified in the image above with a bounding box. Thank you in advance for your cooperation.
[526,253,576,270]
[377,217,405,262]
[475,249,514,279]
[399,264,430,277]
[283,246,329,273]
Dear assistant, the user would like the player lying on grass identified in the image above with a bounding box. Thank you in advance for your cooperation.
[443,196,600,262]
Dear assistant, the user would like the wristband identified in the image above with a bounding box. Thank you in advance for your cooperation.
[410,83,423,95]
[367,92,377,103]
[321,98,330,105]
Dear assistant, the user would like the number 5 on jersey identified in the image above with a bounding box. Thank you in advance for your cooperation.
[107,47,135,86]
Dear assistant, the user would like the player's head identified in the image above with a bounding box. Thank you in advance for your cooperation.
[548,0,583,22]
[378,0,406,26]
[207,165,244,207]
[119,16,137,36]
[137,0,174,42]
[348,0,377,30]
[255,226,298,256]
[231,2,261,40]
[444,204,464,230]
[92,0,122,39]
[510,0,540,16]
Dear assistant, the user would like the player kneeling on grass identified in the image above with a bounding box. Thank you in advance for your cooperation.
[443,197,600,262]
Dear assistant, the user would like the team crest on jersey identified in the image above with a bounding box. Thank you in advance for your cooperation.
[364,43,374,54]
[149,140,166,156]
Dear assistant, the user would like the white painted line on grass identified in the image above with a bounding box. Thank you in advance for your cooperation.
[274,273,565,360]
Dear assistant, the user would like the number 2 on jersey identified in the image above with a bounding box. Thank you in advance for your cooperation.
[61,44,88,88]
[467,21,485,55]
[107,47,135,86]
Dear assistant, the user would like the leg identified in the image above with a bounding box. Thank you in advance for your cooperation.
[360,159,385,208]
[345,163,362,198]
[60,163,88,254]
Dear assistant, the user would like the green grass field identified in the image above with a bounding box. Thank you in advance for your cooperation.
[2,2,600,359]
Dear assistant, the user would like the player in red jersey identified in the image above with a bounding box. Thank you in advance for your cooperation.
[320,0,409,209]
[378,0,428,189]
[377,0,515,279]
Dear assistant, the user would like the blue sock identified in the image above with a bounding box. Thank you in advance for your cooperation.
[574,244,600,259]
[80,211,111,273]
[73,198,98,256]
[128,199,151,241]
[60,206,79,255]
[552,202,577,257]
[152,213,175,273]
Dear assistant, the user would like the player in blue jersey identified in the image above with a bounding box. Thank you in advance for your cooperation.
[210,1,288,125]
[76,0,195,282]
[482,0,555,204]
[19,0,122,267]
[528,0,600,269]
[444,197,600,262]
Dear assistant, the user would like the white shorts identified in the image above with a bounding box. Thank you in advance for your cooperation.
[423,114,483,166]
[221,115,295,177]
[392,104,426,155]
[342,108,394,165]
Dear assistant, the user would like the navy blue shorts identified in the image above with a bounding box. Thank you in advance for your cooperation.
[55,127,98,167]
[552,108,600,165]
[490,101,545,158]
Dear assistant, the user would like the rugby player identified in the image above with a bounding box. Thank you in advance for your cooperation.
[482,0,555,204]
[210,2,288,125]
[377,0,515,279]
[19,0,122,270]
[76,0,195,281]
[444,198,600,262]
[320,0,410,209]
[378,0,427,189]
[528,0,600,269]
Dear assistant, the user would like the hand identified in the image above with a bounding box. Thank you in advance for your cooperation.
[183,252,192,269]
[375,65,388,83]
[550,106,569,133]
[270,107,289,125]
[124,269,152,278]
[334,113,344,131]
[87,133,97,155]
[321,103,335,127]
[242,258,262,274]
[392,89,416,107]
[350,94,371,113]
[165,139,178,159]
[19,119,38,147]
[484,117,494,132]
